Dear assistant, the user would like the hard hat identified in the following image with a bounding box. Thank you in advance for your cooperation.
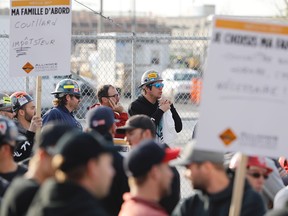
[0,93,13,111]
[51,79,80,97]
[0,116,24,145]
[10,91,34,112]
[139,70,163,88]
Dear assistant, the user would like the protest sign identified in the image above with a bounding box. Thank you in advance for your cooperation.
[9,0,72,77]
[197,16,288,158]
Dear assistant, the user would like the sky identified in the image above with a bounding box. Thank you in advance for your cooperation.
[71,0,282,17]
[0,0,285,17]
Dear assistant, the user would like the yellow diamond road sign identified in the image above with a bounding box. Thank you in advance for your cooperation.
[22,62,34,74]
[219,128,237,146]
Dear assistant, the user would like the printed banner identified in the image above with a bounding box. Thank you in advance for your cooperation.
[9,0,71,76]
[197,16,288,158]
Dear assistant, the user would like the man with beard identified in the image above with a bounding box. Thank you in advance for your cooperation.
[117,115,181,214]
[42,79,82,131]
[119,140,180,216]
[171,141,266,216]
[10,91,42,162]
[89,84,128,139]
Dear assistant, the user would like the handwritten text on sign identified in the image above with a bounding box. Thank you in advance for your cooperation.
[196,17,288,158]
[9,0,71,77]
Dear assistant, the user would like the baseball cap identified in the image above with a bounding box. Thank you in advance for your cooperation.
[117,115,156,134]
[36,123,74,154]
[54,131,117,172]
[86,106,116,131]
[229,153,273,174]
[171,140,224,166]
[124,139,180,177]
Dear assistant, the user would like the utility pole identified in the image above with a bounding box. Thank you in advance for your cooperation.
[131,0,136,33]
[98,0,103,33]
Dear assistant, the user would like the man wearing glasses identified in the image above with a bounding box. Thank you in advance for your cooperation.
[89,84,128,139]
[229,154,273,193]
[42,79,83,131]
[129,70,182,143]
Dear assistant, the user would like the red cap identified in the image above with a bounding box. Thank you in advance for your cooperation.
[247,156,273,174]
[230,153,273,175]
[162,148,180,163]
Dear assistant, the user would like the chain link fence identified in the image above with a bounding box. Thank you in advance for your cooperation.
[0,33,208,131]
[1,33,209,198]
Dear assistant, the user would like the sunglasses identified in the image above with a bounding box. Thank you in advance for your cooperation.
[248,172,269,180]
[105,94,119,98]
[150,83,164,88]
[71,95,81,100]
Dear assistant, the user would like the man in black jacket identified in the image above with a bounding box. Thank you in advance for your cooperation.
[0,123,72,216]
[128,70,182,143]
[10,91,42,162]
[171,140,266,216]
[26,132,116,216]
[0,116,27,183]
[86,106,129,216]
[117,115,181,214]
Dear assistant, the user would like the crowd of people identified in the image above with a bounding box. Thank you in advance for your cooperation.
[0,69,288,216]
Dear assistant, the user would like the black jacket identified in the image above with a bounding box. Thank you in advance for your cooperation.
[26,179,110,216]
[0,177,9,198]
[14,121,35,162]
[160,166,181,214]
[172,177,266,216]
[0,165,27,182]
[128,95,182,132]
[100,133,130,216]
[0,177,39,216]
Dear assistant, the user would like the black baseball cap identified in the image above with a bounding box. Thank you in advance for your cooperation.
[86,106,117,131]
[117,114,156,134]
[124,139,180,177]
[54,131,117,172]
[36,122,74,154]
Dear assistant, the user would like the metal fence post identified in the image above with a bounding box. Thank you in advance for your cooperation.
[131,32,136,101]
[25,77,30,93]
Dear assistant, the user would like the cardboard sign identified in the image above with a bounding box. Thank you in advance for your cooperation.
[9,0,72,77]
[197,16,288,158]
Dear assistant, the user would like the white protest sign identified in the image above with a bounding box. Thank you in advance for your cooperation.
[9,0,72,77]
[197,16,288,158]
